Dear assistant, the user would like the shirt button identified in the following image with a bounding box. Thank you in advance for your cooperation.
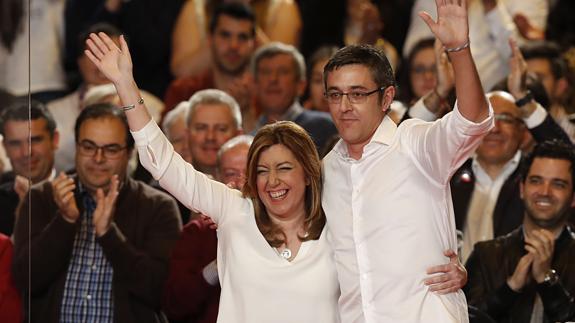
[86,294,92,300]
[92,265,97,270]
[362,273,368,280]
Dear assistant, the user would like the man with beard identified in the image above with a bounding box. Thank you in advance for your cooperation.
[164,2,256,131]
[464,139,575,323]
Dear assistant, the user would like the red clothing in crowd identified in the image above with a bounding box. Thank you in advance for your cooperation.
[0,234,22,323]
[163,218,219,323]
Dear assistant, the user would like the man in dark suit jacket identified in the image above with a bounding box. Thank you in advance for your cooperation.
[0,100,59,236]
[251,42,338,153]
[451,90,571,261]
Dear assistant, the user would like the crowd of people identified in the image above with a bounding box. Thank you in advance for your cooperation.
[0,0,574,322]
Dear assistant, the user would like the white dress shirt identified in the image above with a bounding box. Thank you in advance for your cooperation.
[132,120,341,323]
[322,104,493,322]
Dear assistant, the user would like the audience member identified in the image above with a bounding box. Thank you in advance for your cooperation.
[164,2,257,131]
[0,100,59,236]
[0,0,67,102]
[251,42,337,152]
[163,135,252,323]
[0,233,22,323]
[170,0,301,78]
[522,41,575,142]
[162,101,192,163]
[303,46,339,112]
[465,139,575,323]
[12,103,182,323]
[404,0,549,91]
[186,89,243,178]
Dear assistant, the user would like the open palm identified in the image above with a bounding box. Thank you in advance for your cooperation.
[85,32,133,84]
[419,0,469,49]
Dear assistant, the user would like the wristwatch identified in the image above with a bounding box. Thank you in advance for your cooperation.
[515,91,533,108]
[543,269,559,286]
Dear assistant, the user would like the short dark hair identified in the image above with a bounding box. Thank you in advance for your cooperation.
[521,139,575,185]
[74,103,134,150]
[323,44,396,94]
[0,99,57,138]
[209,2,256,37]
[521,41,568,80]
[77,23,122,59]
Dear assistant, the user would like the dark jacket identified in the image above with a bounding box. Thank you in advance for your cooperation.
[12,177,182,323]
[464,226,575,323]
[0,181,18,236]
[450,115,572,236]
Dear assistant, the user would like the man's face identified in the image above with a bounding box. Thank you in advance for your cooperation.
[521,157,575,229]
[210,15,255,75]
[525,58,560,102]
[78,36,121,86]
[476,94,524,166]
[188,103,240,171]
[217,143,249,190]
[325,64,394,151]
[255,53,306,117]
[2,119,58,183]
[75,117,130,193]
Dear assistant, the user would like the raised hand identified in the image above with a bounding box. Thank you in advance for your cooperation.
[85,33,133,85]
[506,253,533,291]
[507,38,528,99]
[93,174,120,237]
[424,249,467,294]
[14,175,30,201]
[419,0,469,49]
[525,229,555,283]
[52,172,80,222]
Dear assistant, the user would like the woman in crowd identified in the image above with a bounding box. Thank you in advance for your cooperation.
[303,46,339,112]
[85,32,467,322]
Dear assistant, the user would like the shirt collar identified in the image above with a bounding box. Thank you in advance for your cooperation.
[334,115,396,160]
[472,150,522,182]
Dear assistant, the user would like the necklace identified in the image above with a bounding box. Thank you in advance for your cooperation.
[279,248,292,260]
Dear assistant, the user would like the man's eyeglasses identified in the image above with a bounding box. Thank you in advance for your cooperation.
[494,113,523,125]
[77,140,127,159]
[324,87,385,104]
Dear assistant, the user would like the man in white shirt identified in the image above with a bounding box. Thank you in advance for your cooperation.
[322,1,493,322]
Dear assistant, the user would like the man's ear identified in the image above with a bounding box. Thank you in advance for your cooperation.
[554,77,569,99]
[381,86,396,113]
[519,181,525,200]
[52,129,60,150]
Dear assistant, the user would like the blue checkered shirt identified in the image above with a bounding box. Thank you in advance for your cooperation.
[60,184,114,323]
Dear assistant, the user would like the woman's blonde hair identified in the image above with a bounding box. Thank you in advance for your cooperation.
[243,121,325,247]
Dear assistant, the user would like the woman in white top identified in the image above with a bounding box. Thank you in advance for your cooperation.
[85,33,468,323]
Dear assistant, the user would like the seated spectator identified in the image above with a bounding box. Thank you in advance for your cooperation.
[163,134,252,323]
[0,100,59,236]
[0,233,22,323]
[303,46,339,112]
[465,139,575,323]
[12,103,181,323]
[164,2,257,131]
[170,0,301,78]
[251,42,337,152]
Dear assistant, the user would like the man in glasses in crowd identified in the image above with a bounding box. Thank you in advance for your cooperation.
[12,103,181,323]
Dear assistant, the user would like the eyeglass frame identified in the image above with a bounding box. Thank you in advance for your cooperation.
[494,113,523,125]
[324,86,386,104]
[76,139,128,159]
